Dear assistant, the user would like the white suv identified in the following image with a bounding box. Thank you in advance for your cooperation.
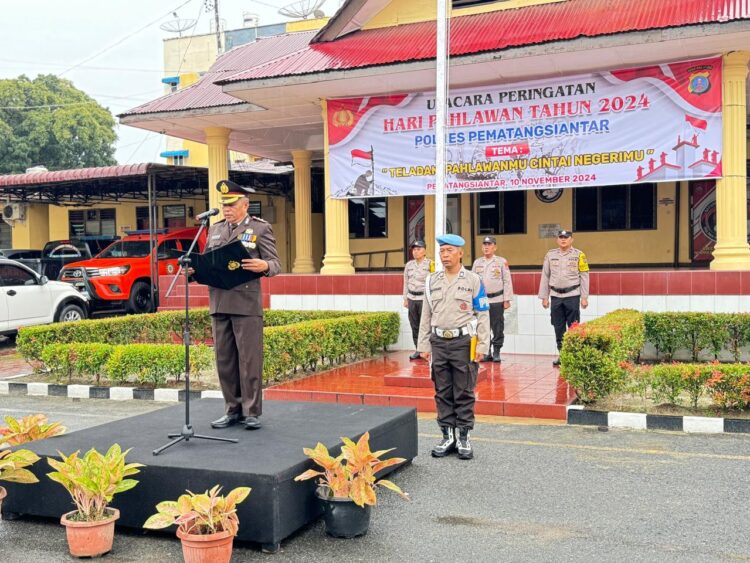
[0,258,88,336]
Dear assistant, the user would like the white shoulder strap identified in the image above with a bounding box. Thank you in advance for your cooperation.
[425,273,432,306]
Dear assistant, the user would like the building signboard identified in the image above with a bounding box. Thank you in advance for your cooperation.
[328,57,722,199]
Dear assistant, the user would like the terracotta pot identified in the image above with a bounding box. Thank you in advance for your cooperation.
[60,507,119,558]
[177,527,234,563]
[0,485,6,518]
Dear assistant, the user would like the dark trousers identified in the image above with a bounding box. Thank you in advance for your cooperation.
[212,313,264,417]
[430,334,478,429]
[550,295,580,350]
[407,298,423,348]
[489,302,505,351]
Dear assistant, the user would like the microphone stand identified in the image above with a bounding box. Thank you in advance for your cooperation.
[153,216,237,456]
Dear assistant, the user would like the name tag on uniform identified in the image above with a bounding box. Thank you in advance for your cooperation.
[211,234,221,239]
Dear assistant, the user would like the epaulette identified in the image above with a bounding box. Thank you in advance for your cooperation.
[214,219,227,224]
[250,216,268,223]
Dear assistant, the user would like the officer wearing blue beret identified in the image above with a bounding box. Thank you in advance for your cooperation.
[417,234,490,460]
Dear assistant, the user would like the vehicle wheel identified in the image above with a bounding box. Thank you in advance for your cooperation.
[57,303,86,323]
[127,281,154,314]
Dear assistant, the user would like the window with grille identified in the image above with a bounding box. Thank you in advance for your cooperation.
[477,191,526,235]
[573,184,656,231]
[136,207,152,230]
[69,209,116,237]
[163,205,186,228]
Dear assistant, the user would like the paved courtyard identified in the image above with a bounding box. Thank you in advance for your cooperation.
[2,396,750,562]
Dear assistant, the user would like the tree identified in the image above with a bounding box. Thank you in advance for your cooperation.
[0,75,117,174]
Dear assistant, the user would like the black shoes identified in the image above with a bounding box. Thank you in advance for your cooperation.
[456,427,473,460]
[552,357,561,367]
[431,426,456,457]
[492,350,502,363]
[210,413,245,428]
[480,354,493,362]
[243,416,262,430]
[409,350,422,360]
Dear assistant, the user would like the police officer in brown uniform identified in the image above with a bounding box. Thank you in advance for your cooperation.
[206,180,281,430]
[418,234,490,460]
[538,229,589,367]
[403,240,434,360]
[472,236,513,363]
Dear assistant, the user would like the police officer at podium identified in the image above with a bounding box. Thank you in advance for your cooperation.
[538,229,589,367]
[207,180,281,430]
[472,236,513,363]
[403,240,434,360]
[417,234,490,460]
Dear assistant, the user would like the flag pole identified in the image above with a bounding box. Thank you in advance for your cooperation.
[434,0,449,262]
[370,144,375,196]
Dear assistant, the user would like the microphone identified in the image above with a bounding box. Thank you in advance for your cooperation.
[196,208,219,220]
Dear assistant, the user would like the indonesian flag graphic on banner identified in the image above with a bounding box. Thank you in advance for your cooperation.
[351,149,373,166]
[327,57,723,199]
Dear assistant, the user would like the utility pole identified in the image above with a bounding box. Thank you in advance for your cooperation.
[205,0,222,54]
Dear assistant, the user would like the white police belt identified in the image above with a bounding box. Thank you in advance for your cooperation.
[433,326,471,339]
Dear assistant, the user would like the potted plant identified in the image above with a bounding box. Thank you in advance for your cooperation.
[144,484,251,563]
[0,448,40,515]
[0,414,66,447]
[294,431,409,538]
[47,444,143,558]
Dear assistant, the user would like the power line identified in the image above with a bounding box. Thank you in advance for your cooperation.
[58,0,197,76]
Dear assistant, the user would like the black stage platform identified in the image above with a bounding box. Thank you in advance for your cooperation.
[1,399,418,550]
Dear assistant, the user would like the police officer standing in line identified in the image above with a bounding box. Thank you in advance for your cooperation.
[472,236,513,363]
[538,229,589,367]
[205,180,281,430]
[403,240,434,360]
[418,234,490,460]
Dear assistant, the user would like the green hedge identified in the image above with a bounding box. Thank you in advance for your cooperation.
[40,343,213,387]
[624,363,750,410]
[263,312,400,382]
[20,309,400,387]
[560,309,645,403]
[644,312,750,362]
[562,310,750,409]
[17,309,359,363]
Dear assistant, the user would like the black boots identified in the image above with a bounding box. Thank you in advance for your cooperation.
[492,349,502,363]
[432,426,473,459]
[456,427,473,460]
[480,353,493,362]
[552,357,561,367]
[409,350,421,360]
[431,426,456,457]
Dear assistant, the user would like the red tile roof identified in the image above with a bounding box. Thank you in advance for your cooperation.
[218,0,750,83]
[0,164,158,187]
[119,31,316,118]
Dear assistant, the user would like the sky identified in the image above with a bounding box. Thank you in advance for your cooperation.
[0,0,343,167]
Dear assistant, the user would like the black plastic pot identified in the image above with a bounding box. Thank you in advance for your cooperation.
[317,490,372,538]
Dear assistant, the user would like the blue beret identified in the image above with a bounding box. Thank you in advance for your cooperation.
[436,234,465,247]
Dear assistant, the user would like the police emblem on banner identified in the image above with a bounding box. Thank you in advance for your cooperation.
[688,70,711,95]
[167,264,175,274]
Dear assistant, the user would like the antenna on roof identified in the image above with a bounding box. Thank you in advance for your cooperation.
[159,13,198,37]
[278,0,326,19]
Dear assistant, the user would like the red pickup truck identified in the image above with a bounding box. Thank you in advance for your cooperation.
[59,227,206,314]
